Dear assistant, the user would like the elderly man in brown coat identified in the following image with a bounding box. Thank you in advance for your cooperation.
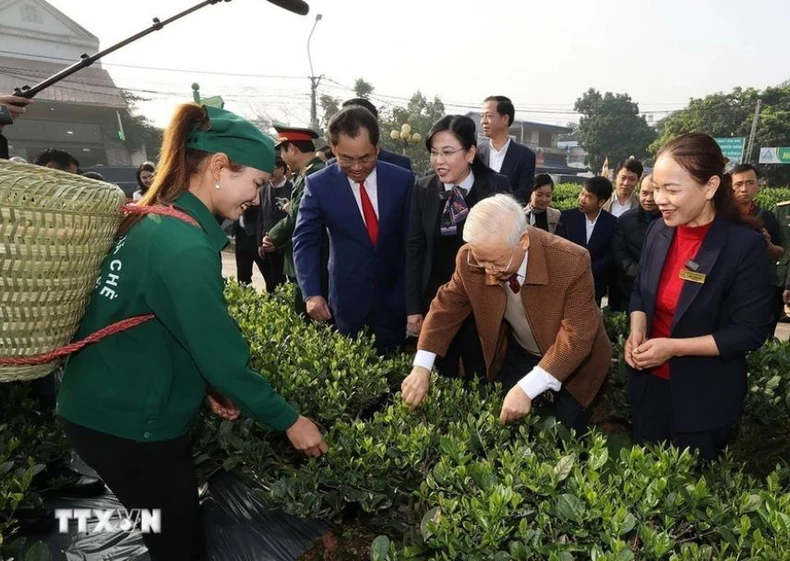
[402,194,612,434]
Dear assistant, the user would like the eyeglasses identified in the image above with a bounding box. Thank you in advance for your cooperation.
[337,154,376,167]
[733,180,758,189]
[467,248,515,274]
[430,147,466,159]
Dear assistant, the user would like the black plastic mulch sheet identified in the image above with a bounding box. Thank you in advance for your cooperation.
[22,459,327,561]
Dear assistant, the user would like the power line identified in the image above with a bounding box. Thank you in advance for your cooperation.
[0,49,307,80]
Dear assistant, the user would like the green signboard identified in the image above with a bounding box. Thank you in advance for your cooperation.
[714,137,745,166]
[759,147,790,165]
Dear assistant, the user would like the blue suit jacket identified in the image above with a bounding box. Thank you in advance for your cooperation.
[556,208,617,301]
[628,215,772,432]
[293,162,414,339]
[477,140,536,203]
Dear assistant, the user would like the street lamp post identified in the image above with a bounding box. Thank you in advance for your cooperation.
[390,123,421,156]
[307,13,323,132]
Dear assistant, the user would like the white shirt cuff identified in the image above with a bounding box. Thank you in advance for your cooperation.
[413,350,437,371]
[516,365,562,400]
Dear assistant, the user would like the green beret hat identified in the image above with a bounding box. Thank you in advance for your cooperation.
[187,105,275,173]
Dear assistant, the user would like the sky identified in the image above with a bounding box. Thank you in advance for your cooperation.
[43,0,789,130]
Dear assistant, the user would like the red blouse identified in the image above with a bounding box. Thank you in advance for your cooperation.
[650,221,713,379]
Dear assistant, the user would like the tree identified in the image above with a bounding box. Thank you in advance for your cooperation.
[652,84,790,186]
[379,91,445,174]
[651,87,759,153]
[119,90,162,161]
[574,88,657,172]
[353,78,374,99]
[319,94,341,132]
[558,121,579,142]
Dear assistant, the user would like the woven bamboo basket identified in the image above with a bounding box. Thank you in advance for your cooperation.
[0,159,126,382]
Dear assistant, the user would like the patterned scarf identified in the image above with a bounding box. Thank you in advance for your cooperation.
[440,186,469,236]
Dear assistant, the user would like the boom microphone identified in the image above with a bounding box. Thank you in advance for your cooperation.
[266,0,309,16]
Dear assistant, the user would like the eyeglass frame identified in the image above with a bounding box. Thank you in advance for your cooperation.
[336,153,377,168]
[429,147,467,160]
[466,247,517,274]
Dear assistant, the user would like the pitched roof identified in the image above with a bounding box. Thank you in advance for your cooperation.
[0,55,126,108]
[0,0,98,41]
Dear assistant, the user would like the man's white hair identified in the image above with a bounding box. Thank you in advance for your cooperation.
[463,194,527,246]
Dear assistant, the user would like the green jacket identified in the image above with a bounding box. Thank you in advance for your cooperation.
[58,192,299,442]
[268,157,325,278]
[772,202,790,288]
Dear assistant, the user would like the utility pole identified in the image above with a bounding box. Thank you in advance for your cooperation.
[745,99,761,164]
[307,13,323,131]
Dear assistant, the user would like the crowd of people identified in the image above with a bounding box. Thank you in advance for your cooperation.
[0,92,783,560]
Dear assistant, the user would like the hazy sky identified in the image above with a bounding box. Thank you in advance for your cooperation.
[44,0,789,129]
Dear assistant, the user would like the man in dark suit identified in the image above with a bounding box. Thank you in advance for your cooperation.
[478,95,536,203]
[256,157,292,293]
[294,106,414,355]
[341,98,413,172]
[234,198,266,286]
[556,177,617,305]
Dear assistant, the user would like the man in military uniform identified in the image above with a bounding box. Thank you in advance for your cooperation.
[774,199,790,320]
[262,124,328,315]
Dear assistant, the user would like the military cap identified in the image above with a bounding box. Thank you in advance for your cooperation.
[273,123,320,148]
[187,105,275,172]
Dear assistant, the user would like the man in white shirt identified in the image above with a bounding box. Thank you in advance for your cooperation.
[293,106,414,355]
[556,177,617,305]
[401,195,612,434]
[603,159,643,218]
[477,96,536,204]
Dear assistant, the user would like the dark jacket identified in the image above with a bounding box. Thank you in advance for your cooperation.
[611,207,660,303]
[256,179,293,249]
[477,140,536,203]
[556,208,617,301]
[0,132,8,160]
[379,148,412,172]
[406,170,511,315]
[629,215,773,432]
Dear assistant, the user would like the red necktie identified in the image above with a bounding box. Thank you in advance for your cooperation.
[359,182,379,245]
[507,274,520,294]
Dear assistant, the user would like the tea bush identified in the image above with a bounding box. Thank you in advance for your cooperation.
[551,184,790,212]
[0,383,69,557]
[210,286,790,559]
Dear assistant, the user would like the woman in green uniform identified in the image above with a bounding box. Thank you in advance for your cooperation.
[58,103,327,560]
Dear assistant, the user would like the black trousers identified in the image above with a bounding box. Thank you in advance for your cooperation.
[235,243,266,285]
[496,334,588,437]
[434,315,486,380]
[769,286,784,335]
[629,373,733,462]
[61,419,206,561]
[260,250,285,294]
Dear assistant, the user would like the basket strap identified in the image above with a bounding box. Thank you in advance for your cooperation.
[0,315,155,366]
[0,204,202,368]
[121,202,201,227]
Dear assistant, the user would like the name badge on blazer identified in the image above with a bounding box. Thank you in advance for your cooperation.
[679,269,706,284]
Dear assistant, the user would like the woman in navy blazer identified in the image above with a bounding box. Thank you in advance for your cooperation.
[406,115,511,378]
[625,133,773,462]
